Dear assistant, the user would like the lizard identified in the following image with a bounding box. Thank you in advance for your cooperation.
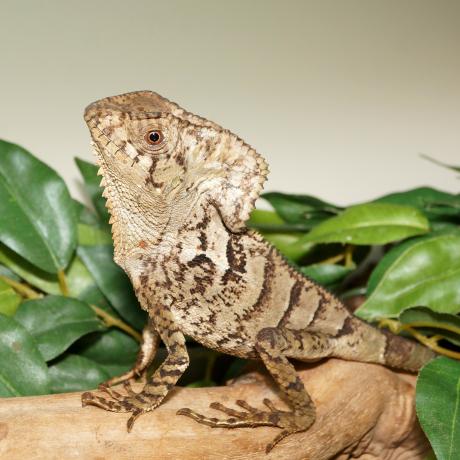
[81,90,435,453]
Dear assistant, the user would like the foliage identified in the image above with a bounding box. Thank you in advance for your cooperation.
[0,139,458,456]
[416,357,460,460]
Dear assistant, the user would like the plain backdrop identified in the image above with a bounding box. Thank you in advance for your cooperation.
[1,0,459,206]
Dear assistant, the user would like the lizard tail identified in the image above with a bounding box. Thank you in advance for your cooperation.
[334,316,436,372]
[380,328,436,372]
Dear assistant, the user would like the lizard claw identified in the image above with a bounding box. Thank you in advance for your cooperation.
[82,385,160,431]
[177,398,315,452]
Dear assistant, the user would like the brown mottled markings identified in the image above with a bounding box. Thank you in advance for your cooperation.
[197,231,207,251]
[195,213,210,230]
[307,292,328,326]
[277,279,303,328]
[139,274,149,287]
[240,249,275,322]
[221,268,242,285]
[145,156,162,187]
[382,330,416,369]
[187,254,215,271]
[226,236,247,273]
[334,316,355,338]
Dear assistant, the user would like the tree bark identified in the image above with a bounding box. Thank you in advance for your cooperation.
[0,358,430,459]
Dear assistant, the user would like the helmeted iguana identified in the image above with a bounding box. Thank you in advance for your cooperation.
[81,90,435,453]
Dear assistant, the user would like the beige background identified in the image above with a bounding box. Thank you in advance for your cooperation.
[0,0,459,206]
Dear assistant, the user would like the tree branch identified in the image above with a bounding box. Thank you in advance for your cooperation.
[0,359,430,459]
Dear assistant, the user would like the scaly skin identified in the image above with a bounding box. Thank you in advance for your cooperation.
[81,91,435,453]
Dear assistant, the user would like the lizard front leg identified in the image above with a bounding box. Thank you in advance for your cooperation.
[82,307,189,431]
[179,327,333,453]
[100,317,160,388]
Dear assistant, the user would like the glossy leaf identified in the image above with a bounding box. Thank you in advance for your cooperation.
[262,192,342,226]
[0,277,21,316]
[416,357,460,460]
[66,256,98,297]
[299,264,354,286]
[259,232,310,261]
[14,295,105,361]
[0,140,77,273]
[0,243,95,298]
[0,314,50,396]
[73,199,101,226]
[48,354,110,393]
[248,209,285,226]
[75,157,110,224]
[367,228,460,296]
[0,263,19,281]
[0,243,60,294]
[302,203,429,245]
[248,210,314,232]
[77,284,116,315]
[357,233,460,320]
[77,245,147,330]
[78,223,112,246]
[75,329,139,377]
[266,233,317,262]
[374,187,460,221]
[400,307,460,346]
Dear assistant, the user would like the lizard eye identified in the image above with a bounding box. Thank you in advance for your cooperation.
[145,130,164,145]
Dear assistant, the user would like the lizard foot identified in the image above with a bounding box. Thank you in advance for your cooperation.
[177,398,315,453]
[81,381,158,431]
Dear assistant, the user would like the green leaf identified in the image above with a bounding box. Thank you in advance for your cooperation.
[260,232,310,260]
[248,209,285,226]
[400,307,460,346]
[0,277,21,316]
[0,263,20,281]
[357,233,460,321]
[78,223,112,246]
[367,228,460,296]
[0,140,77,273]
[0,314,50,396]
[66,256,98,297]
[248,209,315,233]
[0,243,61,294]
[260,232,316,262]
[262,192,342,226]
[77,245,147,330]
[48,354,110,393]
[374,187,460,221]
[299,264,354,286]
[73,199,101,226]
[75,157,110,224]
[0,244,95,298]
[14,295,105,361]
[75,330,138,378]
[302,203,429,245]
[416,357,460,460]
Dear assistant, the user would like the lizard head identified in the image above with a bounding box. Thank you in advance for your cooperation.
[84,91,268,257]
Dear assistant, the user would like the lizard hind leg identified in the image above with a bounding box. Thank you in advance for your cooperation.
[178,327,334,453]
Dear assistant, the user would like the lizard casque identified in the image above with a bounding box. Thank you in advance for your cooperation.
[81,91,435,453]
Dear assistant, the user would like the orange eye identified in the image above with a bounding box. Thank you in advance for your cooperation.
[145,130,163,145]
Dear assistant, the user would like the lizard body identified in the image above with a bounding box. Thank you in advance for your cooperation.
[82,91,435,452]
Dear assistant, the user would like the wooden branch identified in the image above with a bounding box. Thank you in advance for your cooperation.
[0,359,430,459]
